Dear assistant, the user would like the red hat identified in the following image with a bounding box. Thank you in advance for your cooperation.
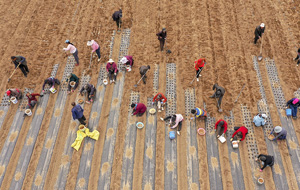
[6,90,11,96]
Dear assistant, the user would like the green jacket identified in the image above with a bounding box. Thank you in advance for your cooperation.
[66,73,79,83]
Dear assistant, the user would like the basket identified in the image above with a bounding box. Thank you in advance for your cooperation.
[10,97,18,104]
[77,99,84,104]
[268,134,275,140]
[70,81,76,87]
[149,108,156,114]
[197,128,205,136]
[25,109,32,116]
[103,79,108,85]
[258,178,264,184]
[79,124,86,131]
[136,122,144,129]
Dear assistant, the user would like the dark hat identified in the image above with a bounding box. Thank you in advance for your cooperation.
[131,103,135,108]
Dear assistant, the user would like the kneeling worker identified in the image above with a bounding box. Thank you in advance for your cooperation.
[215,119,228,138]
[80,84,96,104]
[230,126,248,142]
[152,92,167,112]
[66,73,79,94]
[270,126,287,141]
[42,77,60,93]
[24,92,43,117]
[6,89,23,100]
[161,114,184,135]
[255,154,274,172]
[190,107,207,120]
[131,103,147,117]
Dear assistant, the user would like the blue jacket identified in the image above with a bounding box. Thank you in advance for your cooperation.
[253,115,266,127]
[72,104,84,120]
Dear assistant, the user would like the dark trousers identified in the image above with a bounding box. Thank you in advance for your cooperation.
[159,40,165,51]
[19,65,29,77]
[295,54,300,65]
[136,112,145,117]
[73,49,79,64]
[95,47,101,59]
[140,72,147,84]
[116,18,122,28]
[290,104,298,117]
[26,100,37,109]
[216,126,225,136]
[54,79,60,85]
[108,70,118,81]
[196,67,203,78]
[68,81,79,91]
[87,90,96,101]
[211,93,223,108]
[254,35,261,44]
[78,115,86,125]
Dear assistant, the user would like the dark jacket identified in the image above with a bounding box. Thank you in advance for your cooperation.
[258,154,274,170]
[112,10,122,21]
[156,30,167,41]
[254,26,265,37]
[42,77,56,90]
[139,66,149,75]
[80,84,96,95]
[72,104,84,120]
[286,98,300,107]
[213,84,225,97]
[66,73,79,83]
[13,56,27,67]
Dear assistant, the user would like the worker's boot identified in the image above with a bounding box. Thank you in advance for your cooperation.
[197,78,199,82]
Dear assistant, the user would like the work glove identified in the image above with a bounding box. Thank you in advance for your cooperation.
[237,140,240,143]
[259,169,263,172]
[230,138,233,142]
[152,102,154,105]
[131,113,134,116]
[217,135,220,138]
[42,90,45,93]
[161,101,163,105]
[89,95,91,98]
[114,73,117,75]
[190,117,194,120]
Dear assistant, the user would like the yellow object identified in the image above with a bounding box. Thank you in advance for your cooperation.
[71,128,100,151]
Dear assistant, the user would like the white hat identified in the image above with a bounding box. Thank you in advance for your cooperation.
[108,59,114,63]
[87,40,93,46]
[261,114,267,119]
[274,126,282,133]
[260,23,265,27]
[121,57,128,64]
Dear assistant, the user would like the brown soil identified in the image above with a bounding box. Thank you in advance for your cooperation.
[0,0,299,189]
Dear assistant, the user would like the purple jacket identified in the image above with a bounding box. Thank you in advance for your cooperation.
[106,62,118,73]
[133,103,147,115]
[125,56,133,66]
[72,104,84,120]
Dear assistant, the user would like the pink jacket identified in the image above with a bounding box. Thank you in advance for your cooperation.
[170,114,184,128]
[91,40,99,52]
[106,62,118,73]
[63,44,77,54]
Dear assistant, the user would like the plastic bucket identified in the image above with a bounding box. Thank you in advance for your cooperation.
[25,109,32,116]
[50,87,57,94]
[70,81,76,87]
[103,79,108,85]
[258,178,264,184]
[79,124,86,131]
[232,141,239,148]
[126,65,131,72]
[10,97,18,104]
[197,128,206,136]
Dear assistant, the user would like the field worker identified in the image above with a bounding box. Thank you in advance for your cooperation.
[230,126,248,142]
[106,59,118,84]
[112,9,122,31]
[209,83,225,108]
[255,154,274,172]
[131,103,147,117]
[156,28,167,51]
[254,23,265,44]
[6,89,22,100]
[80,84,96,104]
[270,126,287,140]
[215,119,228,138]
[11,56,29,77]
[63,40,79,66]
[194,58,206,81]
[286,98,300,119]
[190,107,207,120]
[25,92,43,110]
[71,102,86,125]
[161,114,184,135]
[87,40,101,62]
[121,55,134,70]
[152,92,167,111]
[294,48,300,66]
[253,114,267,127]
[66,73,79,94]
[42,77,60,93]
[139,65,150,84]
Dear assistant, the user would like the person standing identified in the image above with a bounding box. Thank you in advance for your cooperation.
[294,48,300,66]
[63,40,79,66]
[66,73,79,94]
[209,83,225,108]
[194,58,206,81]
[112,9,122,31]
[80,84,96,104]
[255,154,274,172]
[106,59,118,84]
[215,119,228,138]
[286,98,300,119]
[131,103,147,117]
[156,28,167,51]
[87,40,101,62]
[6,89,22,100]
[71,102,86,125]
[162,114,184,135]
[270,126,287,140]
[139,65,150,84]
[42,77,60,93]
[11,56,29,77]
[254,23,265,44]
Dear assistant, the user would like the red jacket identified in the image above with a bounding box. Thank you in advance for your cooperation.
[232,126,248,141]
[195,58,206,70]
[215,119,228,133]
[26,93,41,104]
[152,93,167,103]
[133,103,147,115]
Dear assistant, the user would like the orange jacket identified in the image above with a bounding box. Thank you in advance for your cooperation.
[153,93,167,103]
[195,58,206,70]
